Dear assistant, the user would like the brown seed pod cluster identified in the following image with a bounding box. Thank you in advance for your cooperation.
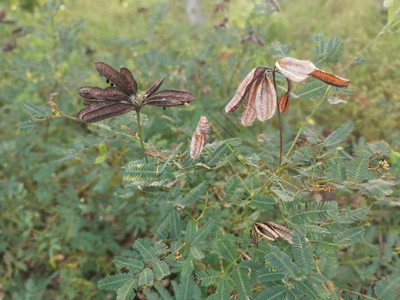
[225,57,350,124]
[77,62,195,123]
[225,67,277,126]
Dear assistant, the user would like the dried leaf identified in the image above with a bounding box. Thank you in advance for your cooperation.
[145,90,195,106]
[225,67,267,113]
[256,75,277,121]
[79,86,130,101]
[145,78,164,97]
[309,69,350,87]
[120,67,138,95]
[241,79,259,126]
[77,100,133,123]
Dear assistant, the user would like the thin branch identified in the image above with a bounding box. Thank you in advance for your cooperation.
[136,110,146,152]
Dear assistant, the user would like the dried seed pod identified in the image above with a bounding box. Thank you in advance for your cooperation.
[279,92,290,114]
[145,90,195,106]
[78,62,195,123]
[309,69,350,87]
[276,57,350,87]
[275,57,315,82]
[79,86,130,102]
[256,74,277,121]
[95,62,136,96]
[190,116,210,159]
[77,101,133,123]
[278,78,291,114]
[241,80,259,126]
[225,67,267,113]
[146,78,164,97]
[253,222,293,244]
[120,67,138,95]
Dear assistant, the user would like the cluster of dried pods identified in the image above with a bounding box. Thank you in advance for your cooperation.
[77,62,194,123]
[225,57,350,126]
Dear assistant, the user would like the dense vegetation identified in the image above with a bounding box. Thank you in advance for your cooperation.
[1,0,400,299]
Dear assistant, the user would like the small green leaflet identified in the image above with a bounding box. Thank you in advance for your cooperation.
[138,268,154,286]
[232,266,252,300]
[97,273,133,291]
[23,102,52,120]
[152,260,170,280]
[185,220,215,245]
[264,246,303,278]
[114,257,144,274]
[116,279,137,300]
[321,121,354,147]
[333,227,365,249]
[291,231,314,272]
[169,210,181,239]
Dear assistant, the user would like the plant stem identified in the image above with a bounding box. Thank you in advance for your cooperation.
[136,110,146,152]
[272,68,283,173]
[283,86,331,161]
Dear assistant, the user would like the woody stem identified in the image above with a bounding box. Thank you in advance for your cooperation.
[136,110,146,152]
[273,68,283,172]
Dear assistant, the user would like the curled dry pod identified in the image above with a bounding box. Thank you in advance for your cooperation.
[190,116,210,159]
[309,69,350,87]
[146,78,164,97]
[278,78,291,114]
[279,92,290,114]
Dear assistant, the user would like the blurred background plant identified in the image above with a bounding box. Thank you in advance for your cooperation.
[1,0,400,299]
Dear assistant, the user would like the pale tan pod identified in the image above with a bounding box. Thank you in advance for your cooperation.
[256,74,277,121]
[275,57,316,82]
[190,132,205,160]
[197,115,210,134]
[253,222,293,244]
[190,116,210,159]
[253,222,279,241]
[241,80,259,126]
[265,222,293,244]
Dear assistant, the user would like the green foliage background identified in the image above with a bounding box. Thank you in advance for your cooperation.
[1,0,400,299]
